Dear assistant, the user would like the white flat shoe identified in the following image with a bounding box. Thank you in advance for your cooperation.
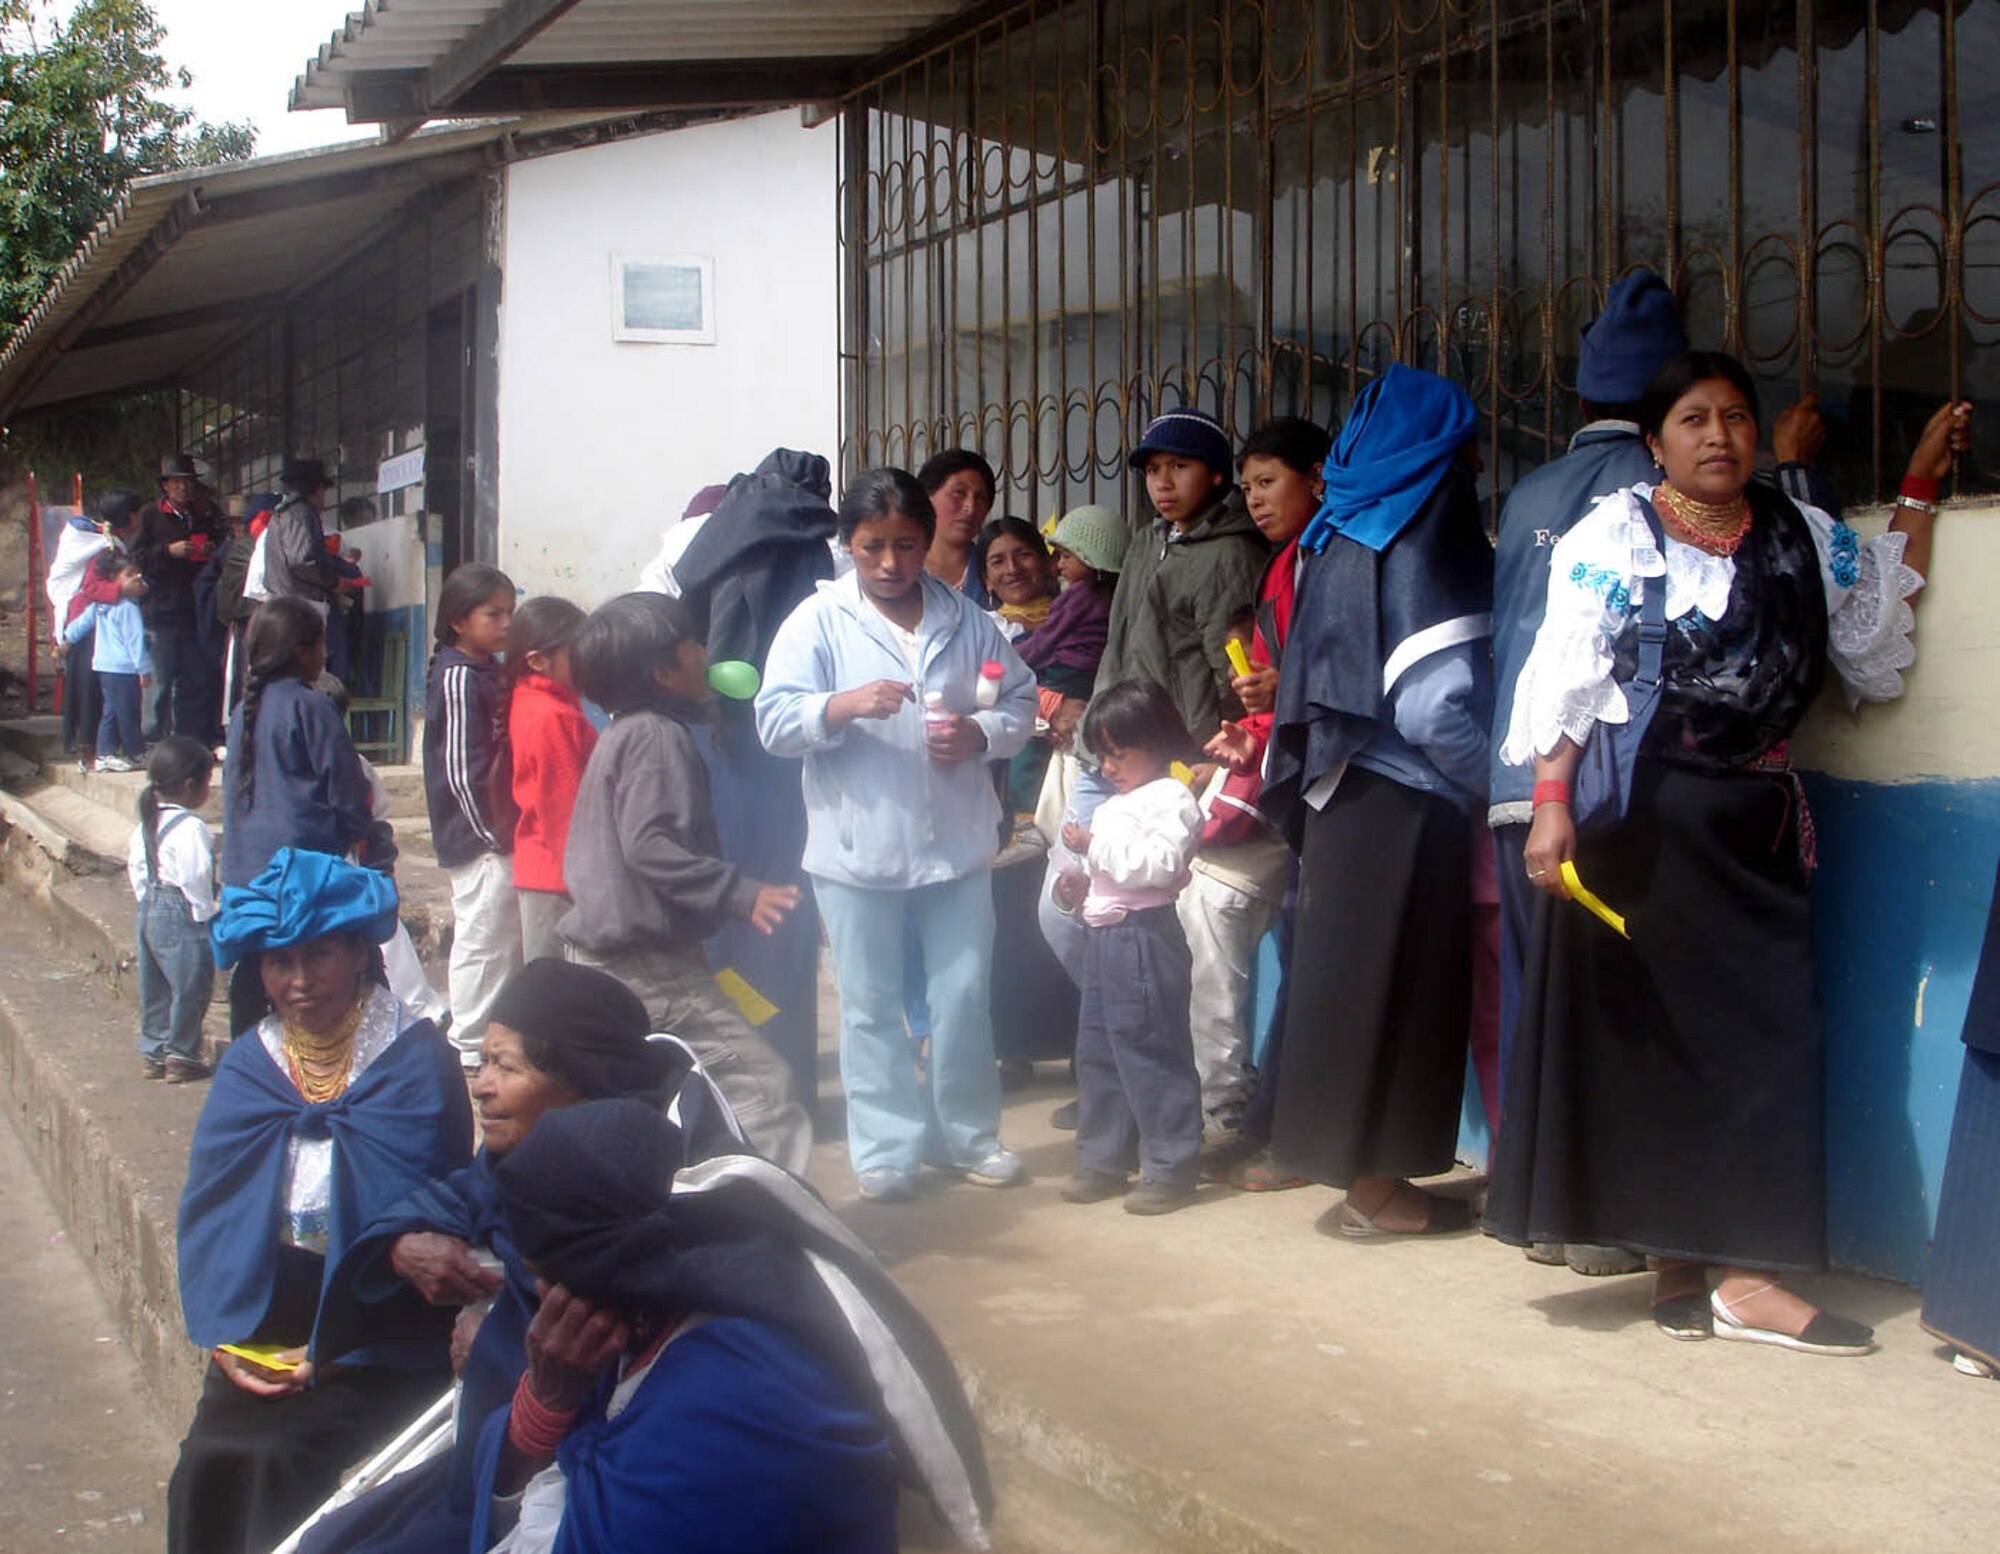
[1710,1290,1874,1357]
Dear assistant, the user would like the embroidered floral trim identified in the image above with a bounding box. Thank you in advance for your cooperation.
[1568,562,1631,612]
[1827,520,1861,589]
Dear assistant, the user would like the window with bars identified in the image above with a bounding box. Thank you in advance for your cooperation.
[842,0,2000,521]
[177,181,482,515]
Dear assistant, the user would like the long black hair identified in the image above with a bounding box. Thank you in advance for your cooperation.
[234,598,325,807]
[838,466,935,545]
[508,595,586,690]
[433,563,517,655]
[138,736,214,883]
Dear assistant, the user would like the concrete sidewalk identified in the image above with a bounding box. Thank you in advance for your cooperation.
[816,1066,1989,1552]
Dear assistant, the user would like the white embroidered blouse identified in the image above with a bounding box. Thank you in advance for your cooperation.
[1499,484,1922,769]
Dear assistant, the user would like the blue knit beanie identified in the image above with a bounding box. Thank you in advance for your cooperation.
[1577,269,1688,405]
[1127,408,1232,476]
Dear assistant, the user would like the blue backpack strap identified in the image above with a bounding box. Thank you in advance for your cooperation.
[1630,494,1669,696]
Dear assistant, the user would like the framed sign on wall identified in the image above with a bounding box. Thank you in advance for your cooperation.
[611,253,715,344]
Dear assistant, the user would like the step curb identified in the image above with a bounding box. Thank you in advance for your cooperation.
[965,1369,1308,1554]
[0,931,207,1428]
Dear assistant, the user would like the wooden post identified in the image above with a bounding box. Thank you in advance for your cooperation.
[25,471,39,713]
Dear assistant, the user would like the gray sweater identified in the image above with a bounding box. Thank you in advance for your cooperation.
[558,704,759,955]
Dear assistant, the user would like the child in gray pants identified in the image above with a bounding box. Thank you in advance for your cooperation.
[1051,680,1208,1215]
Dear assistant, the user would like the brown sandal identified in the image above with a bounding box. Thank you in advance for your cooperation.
[1228,1150,1310,1192]
[1331,1184,1473,1239]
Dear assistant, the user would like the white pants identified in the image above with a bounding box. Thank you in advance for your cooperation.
[444,852,522,1063]
[1176,868,1278,1130]
[379,920,449,1027]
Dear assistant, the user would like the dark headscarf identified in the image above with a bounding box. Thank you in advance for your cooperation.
[486,958,676,1102]
[496,1100,992,1544]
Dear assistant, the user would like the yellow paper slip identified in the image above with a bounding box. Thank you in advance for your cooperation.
[217,1342,301,1372]
[714,968,780,1027]
[1559,861,1629,938]
[1225,638,1253,678]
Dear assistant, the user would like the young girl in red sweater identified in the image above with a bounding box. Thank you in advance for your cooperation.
[508,596,596,961]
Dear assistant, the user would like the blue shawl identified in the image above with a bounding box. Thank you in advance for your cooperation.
[1302,365,1479,554]
[176,1009,473,1367]
[470,1317,900,1554]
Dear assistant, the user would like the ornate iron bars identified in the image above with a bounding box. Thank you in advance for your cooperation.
[841,0,1999,518]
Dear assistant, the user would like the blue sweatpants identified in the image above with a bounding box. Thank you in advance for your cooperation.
[97,671,144,761]
[1075,906,1202,1187]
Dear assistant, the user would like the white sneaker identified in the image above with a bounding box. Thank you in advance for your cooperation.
[1953,1350,1995,1379]
[959,1147,1026,1188]
[98,755,138,773]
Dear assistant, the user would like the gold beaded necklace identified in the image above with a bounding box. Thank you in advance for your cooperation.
[281,1000,363,1104]
[1655,481,1753,556]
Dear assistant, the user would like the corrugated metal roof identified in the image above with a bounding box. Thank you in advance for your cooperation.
[0,119,596,420]
[293,0,975,115]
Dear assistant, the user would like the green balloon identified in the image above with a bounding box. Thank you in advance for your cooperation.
[707,659,761,700]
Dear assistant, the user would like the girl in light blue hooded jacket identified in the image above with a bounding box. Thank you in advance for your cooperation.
[757,467,1038,1203]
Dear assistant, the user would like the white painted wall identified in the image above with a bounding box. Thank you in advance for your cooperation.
[493,112,839,606]
[1790,500,2000,784]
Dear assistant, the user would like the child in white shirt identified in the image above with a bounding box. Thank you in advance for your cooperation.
[1052,679,1207,1213]
[128,738,218,1082]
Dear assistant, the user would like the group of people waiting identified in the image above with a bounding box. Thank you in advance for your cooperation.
[46,454,371,773]
[132,266,2000,1553]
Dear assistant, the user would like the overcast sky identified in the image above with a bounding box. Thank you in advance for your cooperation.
[150,0,372,158]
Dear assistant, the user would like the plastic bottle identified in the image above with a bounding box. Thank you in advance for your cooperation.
[974,659,1005,711]
[924,689,953,739]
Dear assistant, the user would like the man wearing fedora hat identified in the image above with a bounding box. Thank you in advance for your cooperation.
[135,452,223,743]
[263,457,347,621]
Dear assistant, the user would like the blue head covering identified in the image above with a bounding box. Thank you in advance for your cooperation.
[211,847,399,968]
[1576,269,1688,404]
[1300,366,1479,554]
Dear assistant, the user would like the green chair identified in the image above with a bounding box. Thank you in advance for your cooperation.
[346,627,408,766]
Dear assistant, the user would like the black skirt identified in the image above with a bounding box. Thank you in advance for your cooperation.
[1484,761,1827,1272]
[1270,766,1471,1187]
[166,1245,445,1554]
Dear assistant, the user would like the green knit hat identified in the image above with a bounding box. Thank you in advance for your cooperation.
[1051,505,1129,576]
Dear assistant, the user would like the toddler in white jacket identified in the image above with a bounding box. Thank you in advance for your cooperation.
[1052,679,1207,1214]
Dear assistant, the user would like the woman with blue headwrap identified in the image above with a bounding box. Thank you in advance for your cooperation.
[167,849,473,1554]
[1261,365,1495,1237]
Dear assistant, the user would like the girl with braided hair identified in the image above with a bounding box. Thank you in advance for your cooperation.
[222,598,395,1030]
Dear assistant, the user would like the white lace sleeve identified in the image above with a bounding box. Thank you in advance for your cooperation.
[1797,503,1922,706]
[1498,492,1660,768]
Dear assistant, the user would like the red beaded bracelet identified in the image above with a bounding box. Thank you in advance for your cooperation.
[1532,780,1572,809]
[507,1374,580,1460]
[1899,474,1941,504]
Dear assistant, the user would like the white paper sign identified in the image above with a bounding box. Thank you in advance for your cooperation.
[377,448,425,495]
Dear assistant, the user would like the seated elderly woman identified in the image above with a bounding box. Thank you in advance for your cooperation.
[470,1098,991,1552]
[168,849,472,1554]
[294,957,741,1554]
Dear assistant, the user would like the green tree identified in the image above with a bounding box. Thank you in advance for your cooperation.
[0,0,255,334]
